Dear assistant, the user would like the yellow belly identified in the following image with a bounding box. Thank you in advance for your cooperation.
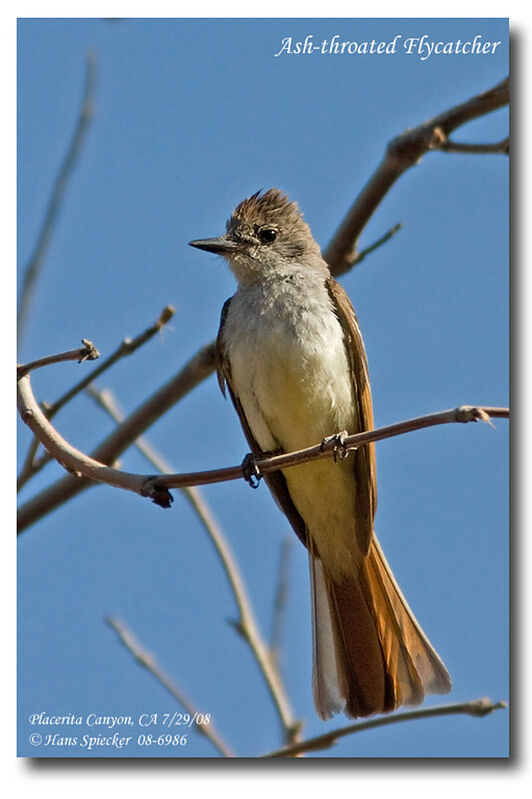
[239,345,363,578]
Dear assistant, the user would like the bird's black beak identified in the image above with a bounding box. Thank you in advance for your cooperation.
[189,236,238,255]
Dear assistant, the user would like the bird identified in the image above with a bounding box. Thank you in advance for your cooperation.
[189,188,451,719]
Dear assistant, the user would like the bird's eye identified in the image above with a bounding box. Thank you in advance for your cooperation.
[258,227,278,244]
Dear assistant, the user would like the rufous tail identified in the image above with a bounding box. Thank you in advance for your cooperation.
[310,536,451,719]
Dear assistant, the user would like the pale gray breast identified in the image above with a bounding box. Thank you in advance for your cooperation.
[223,276,356,453]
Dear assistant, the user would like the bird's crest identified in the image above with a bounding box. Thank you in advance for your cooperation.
[227,188,306,233]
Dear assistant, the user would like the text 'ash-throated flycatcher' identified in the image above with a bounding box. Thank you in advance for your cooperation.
[190,189,451,719]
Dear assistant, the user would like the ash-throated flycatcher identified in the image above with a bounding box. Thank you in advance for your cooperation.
[190,189,451,718]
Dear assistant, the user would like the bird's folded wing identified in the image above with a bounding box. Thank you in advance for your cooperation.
[216,297,308,547]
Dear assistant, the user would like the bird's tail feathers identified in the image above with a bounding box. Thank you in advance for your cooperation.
[310,537,451,720]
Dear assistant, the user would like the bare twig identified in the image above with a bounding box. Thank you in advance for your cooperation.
[17,307,175,491]
[183,490,301,743]
[270,537,293,667]
[441,136,509,155]
[262,697,507,758]
[323,76,509,275]
[17,341,216,531]
[17,370,173,507]
[18,449,53,489]
[88,384,302,744]
[17,362,509,533]
[150,405,509,491]
[48,306,175,419]
[17,52,97,343]
[17,339,99,378]
[17,339,100,490]
[352,223,402,267]
[106,616,234,757]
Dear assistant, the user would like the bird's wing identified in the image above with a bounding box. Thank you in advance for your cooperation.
[216,297,308,547]
[326,277,377,556]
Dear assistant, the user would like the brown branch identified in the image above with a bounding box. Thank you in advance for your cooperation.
[262,697,507,758]
[106,616,234,757]
[17,339,100,490]
[151,405,508,491]
[17,339,99,378]
[17,341,216,532]
[18,362,508,533]
[17,370,171,506]
[323,76,509,276]
[17,52,97,343]
[17,307,175,491]
[441,136,509,155]
[48,306,175,418]
[88,385,302,743]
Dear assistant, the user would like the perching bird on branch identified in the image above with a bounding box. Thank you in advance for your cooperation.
[190,189,451,719]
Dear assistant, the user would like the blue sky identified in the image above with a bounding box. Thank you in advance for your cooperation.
[17,18,508,758]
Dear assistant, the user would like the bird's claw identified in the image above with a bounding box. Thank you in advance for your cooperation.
[321,431,350,463]
[242,453,263,489]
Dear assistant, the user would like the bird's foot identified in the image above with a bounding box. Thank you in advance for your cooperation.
[242,453,263,489]
[321,430,350,463]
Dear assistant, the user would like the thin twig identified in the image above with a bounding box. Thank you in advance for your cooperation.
[49,307,175,418]
[106,616,234,757]
[441,136,509,155]
[184,494,301,743]
[270,537,293,667]
[17,341,216,531]
[17,339,99,487]
[88,385,302,744]
[324,76,509,275]
[150,405,509,491]
[262,697,507,758]
[17,52,97,343]
[17,339,99,378]
[352,223,402,266]
[17,370,171,505]
[17,307,175,491]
